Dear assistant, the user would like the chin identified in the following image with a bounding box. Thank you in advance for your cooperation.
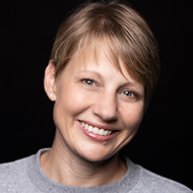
[77,150,117,164]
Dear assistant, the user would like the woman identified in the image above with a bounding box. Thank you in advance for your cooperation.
[0,1,192,192]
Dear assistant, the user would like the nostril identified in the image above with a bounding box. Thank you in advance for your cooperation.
[92,105,118,122]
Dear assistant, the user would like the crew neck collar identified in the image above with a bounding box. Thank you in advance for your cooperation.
[27,148,140,193]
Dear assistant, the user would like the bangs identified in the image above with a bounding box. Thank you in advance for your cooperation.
[74,33,142,84]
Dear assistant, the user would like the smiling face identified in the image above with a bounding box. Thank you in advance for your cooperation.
[44,40,145,163]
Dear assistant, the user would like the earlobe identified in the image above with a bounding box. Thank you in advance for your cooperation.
[44,60,57,101]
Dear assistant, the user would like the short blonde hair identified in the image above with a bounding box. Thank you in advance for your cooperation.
[50,1,160,108]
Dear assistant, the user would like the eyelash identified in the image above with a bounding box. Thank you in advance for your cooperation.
[81,78,140,100]
[82,78,96,86]
[122,89,139,99]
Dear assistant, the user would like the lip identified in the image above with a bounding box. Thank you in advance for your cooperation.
[78,120,119,142]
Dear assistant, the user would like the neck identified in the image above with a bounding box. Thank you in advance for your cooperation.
[40,135,127,187]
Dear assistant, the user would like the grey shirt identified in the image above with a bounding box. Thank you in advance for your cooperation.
[0,149,192,193]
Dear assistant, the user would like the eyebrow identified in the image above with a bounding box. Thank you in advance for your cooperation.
[78,70,102,78]
[78,69,143,89]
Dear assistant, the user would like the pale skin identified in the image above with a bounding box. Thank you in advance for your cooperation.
[42,43,145,187]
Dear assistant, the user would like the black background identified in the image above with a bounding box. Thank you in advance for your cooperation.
[0,0,192,190]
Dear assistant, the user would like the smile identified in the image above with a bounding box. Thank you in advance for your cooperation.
[80,122,112,136]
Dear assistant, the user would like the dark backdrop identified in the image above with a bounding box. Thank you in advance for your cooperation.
[0,0,192,190]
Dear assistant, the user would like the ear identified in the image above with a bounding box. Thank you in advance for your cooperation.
[44,60,57,101]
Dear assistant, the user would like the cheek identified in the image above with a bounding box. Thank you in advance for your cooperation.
[120,102,144,129]
[55,85,92,116]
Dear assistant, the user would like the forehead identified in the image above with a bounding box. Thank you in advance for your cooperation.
[66,36,141,86]
[73,36,125,73]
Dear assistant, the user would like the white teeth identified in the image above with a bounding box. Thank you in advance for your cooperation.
[81,122,112,136]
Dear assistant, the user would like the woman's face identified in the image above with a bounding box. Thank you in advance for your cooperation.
[45,46,145,162]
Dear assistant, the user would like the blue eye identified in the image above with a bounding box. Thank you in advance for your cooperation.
[123,90,135,97]
[82,79,95,86]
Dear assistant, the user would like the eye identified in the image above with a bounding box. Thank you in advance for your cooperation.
[82,78,96,86]
[123,90,135,97]
[120,89,141,102]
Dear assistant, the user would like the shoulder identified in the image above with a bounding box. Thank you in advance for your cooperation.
[137,164,192,193]
[0,154,34,192]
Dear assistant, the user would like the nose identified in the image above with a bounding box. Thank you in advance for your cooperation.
[92,92,118,122]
